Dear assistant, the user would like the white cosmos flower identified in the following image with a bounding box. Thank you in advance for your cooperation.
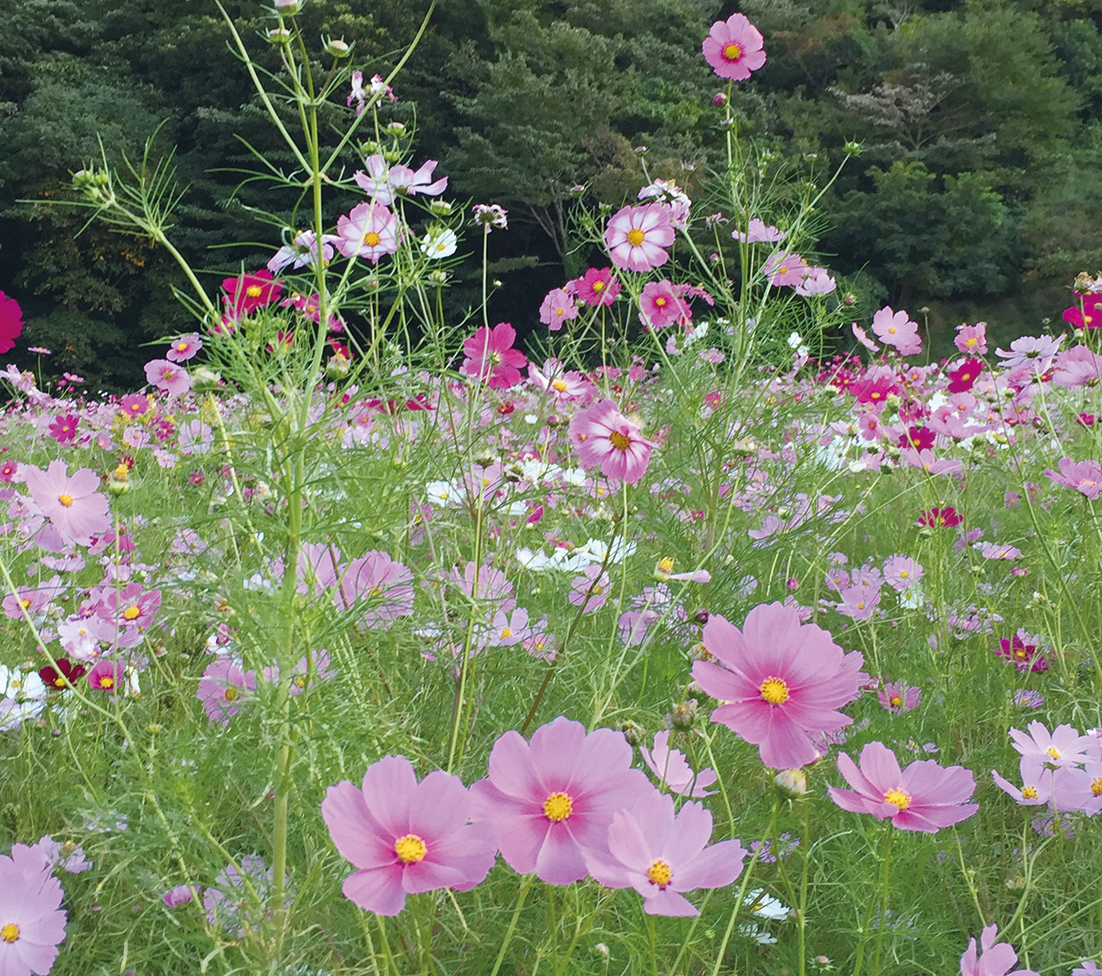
[421,228,458,260]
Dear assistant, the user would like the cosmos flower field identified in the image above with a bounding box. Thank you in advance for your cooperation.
[0,6,1101,976]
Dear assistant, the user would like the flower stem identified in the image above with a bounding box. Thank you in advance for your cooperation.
[489,874,534,976]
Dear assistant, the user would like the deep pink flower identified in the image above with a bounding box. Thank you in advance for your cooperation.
[702,13,766,81]
[0,291,24,354]
[691,602,866,769]
[87,659,126,693]
[469,716,651,885]
[46,414,80,445]
[917,507,962,528]
[593,791,746,916]
[197,660,256,725]
[1045,457,1102,499]
[1064,292,1102,330]
[959,924,1040,976]
[948,358,983,394]
[828,741,978,832]
[539,288,579,331]
[0,843,67,976]
[117,394,149,418]
[221,269,282,316]
[604,204,675,272]
[322,755,497,916]
[569,399,656,485]
[574,267,621,306]
[144,359,191,396]
[640,731,717,797]
[995,631,1048,672]
[460,322,527,389]
[335,201,399,262]
[23,459,111,544]
[166,333,202,363]
[639,280,691,329]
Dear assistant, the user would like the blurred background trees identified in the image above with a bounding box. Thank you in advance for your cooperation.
[1,0,1099,389]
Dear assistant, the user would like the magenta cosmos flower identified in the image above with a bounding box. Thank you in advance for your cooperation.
[691,602,865,769]
[828,741,978,833]
[23,459,111,544]
[569,399,657,486]
[165,333,202,363]
[959,924,1040,976]
[322,755,497,916]
[221,269,282,316]
[0,843,67,976]
[702,13,766,81]
[604,203,675,272]
[460,322,527,389]
[593,790,746,916]
[0,291,24,355]
[469,716,651,885]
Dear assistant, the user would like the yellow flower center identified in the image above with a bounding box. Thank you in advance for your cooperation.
[1022,786,1039,799]
[176,341,189,351]
[759,676,789,705]
[1091,777,1102,797]
[245,285,263,298]
[592,280,605,292]
[883,788,911,811]
[889,695,902,707]
[543,791,573,822]
[394,834,427,863]
[19,599,30,608]
[500,627,512,639]
[0,923,18,943]
[608,431,631,452]
[224,687,239,702]
[966,337,977,348]
[723,42,742,61]
[657,557,675,575]
[122,606,141,621]
[364,232,382,247]
[555,308,564,317]
[53,677,66,688]
[58,493,74,507]
[1014,649,1027,659]
[646,858,673,887]
[655,297,667,307]
[1046,747,1061,760]
[552,380,568,392]
[626,228,646,247]
[101,676,114,689]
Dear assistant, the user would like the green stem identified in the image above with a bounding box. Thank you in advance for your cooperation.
[490,874,534,976]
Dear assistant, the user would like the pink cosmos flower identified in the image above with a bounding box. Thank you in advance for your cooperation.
[354,154,448,206]
[568,564,612,612]
[333,550,415,629]
[877,680,921,715]
[882,554,923,591]
[322,755,497,916]
[955,322,988,355]
[539,288,579,331]
[0,290,25,354]
[87,659,126,693]
[460,322,527,389]
[197,660,256,725]
[47,413,80,445]
[569,399,657,485]
[165,333,202,363]
[221,269,282,316]
[592,791,746,916]
[267,230,338,274]
[162,885,194,908]
[335,201,399,262]
[991,756,1054,808]
[1045,457,1102,499]
[871,306,920,353]
[1009,721,1092,768]
[731,218,786,243]
[828,741,978,832]
[640,731,717,797]
[469,716,651,885]
[604,204,676,272]
[117,394,149,418]
[995,334,1062,373]
[23,459,111,544]
[0,843,67,976]
[1064,292,1102,330]
[702,13,766,81]
[691,602,866,769]
[573,267,621,306]
[144,359,191,396]
[762,251,809,287]
[639,280,691,329]
[959,924,1040,976]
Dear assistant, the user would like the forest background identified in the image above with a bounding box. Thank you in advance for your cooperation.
[2,0,1101,391]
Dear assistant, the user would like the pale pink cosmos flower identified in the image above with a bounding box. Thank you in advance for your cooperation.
[959,924,1040,976]
[691,602,866,769]
[197,659,256,725]
[469,716,651,885]
[592,791,746,916]
[354,154,447,207]
[955,322,988,355]
[0,843,67,976]
[23,459,111,544]
[877,680,921,715]
[1009,721,1092,768]
[568,564,612,612]
[702,13,767,81]
[871,306,920,352]
[569,399,657,485]
[762,251,809,287]
[604,203,676,272]
[882,554,923,591]
[267,230,337,274]
[144,359,191,396]
[795,267,837,296]
[539,288,579,331]
[321,755,497,916]
[335,201,399,262]
[1045,457,1102,500]
[460,322,527,389]
[991,756,1053,808]
[828,741,978,832]
[640,731,717,797]
[852,322,879,352]
[731,218,786,243]
[165,333,202,363]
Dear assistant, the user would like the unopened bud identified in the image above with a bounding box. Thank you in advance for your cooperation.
[668,699,698,729]
[842,293,856,307]
[620,720,645,746]
[267,28,292,43]
[326,352,351,377]
[693,608,709,626]
[108,463,131,494]
[326,38,351,58]
[774,768,808,798]
[273,0,301,14]
[712,92,727,107]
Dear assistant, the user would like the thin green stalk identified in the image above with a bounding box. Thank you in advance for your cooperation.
[647,912,659,976]
[871,823,895,976]
[490,874,534,976]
